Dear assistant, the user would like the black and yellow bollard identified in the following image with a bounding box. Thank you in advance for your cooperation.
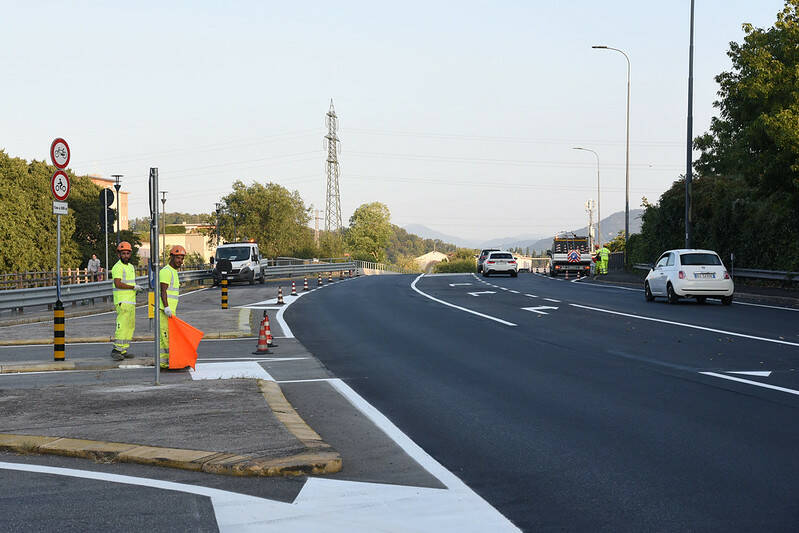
[221,275,229,309]
[53,300,65,361]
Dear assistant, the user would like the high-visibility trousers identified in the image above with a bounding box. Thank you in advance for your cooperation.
[113,303,136,353]
[159,311,170,368]
[599,260,609,274]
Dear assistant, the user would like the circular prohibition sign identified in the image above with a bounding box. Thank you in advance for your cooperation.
[50,138,71,169]
[51,170,71,201]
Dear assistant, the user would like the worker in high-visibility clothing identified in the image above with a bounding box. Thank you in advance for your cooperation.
[159,245,186,369]
[595,243,610,275]
[111,241,144,360]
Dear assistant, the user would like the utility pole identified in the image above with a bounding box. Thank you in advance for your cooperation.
[215,202,223,245]
[324,99,343,234]
[685,0,695,249]
[160,191,168,260]
[314,208,323,246]
[585,199,596,251]
[112,174,123,245]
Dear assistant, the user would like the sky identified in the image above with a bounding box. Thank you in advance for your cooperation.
[0,1,787,242]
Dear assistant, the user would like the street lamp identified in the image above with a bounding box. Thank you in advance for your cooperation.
[592,44,630,256]
[572,147,601,245]
[160,191,168,260]
[215,202,223,244]
[111,174,123,245]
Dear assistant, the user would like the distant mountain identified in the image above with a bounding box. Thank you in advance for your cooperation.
[518,209,644,253]
[401,224,478,248]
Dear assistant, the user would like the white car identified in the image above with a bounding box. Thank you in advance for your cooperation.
[482,251,518,277]
[644,249,734,305]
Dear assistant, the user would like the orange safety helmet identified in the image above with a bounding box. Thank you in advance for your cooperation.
[117,241,132,252]
[169,245,187,256]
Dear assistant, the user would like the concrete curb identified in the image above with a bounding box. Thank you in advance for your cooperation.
[0,356,155,374]
[0,331,249,347]
[0,380,342,477]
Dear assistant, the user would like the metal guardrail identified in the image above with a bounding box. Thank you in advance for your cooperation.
[633,263,797,282]
[0,262,364,312]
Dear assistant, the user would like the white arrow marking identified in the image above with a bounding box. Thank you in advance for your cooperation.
[467,291,496,297]
[726,371,772,377]
[449,283,472,287]
[522,306,559,315]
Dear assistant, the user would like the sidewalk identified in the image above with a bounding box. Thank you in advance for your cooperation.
[0,378,341,477]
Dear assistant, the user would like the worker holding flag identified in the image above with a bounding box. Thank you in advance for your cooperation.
[159,245,185,369]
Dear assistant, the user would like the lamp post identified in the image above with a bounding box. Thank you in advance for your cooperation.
[215,202,223,244]
[111,174,123,245]
[592,44,630,257]
[685,0,695,248]
[160,191,168,260]
[572,147,601,245]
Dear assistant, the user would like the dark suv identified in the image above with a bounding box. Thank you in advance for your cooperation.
[477,248,500,273]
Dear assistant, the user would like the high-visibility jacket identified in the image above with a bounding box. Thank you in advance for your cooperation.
[111,260,136,305]
[159,264,180,313]
[598,247,610,261]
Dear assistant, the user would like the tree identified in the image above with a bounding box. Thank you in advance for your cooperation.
[346,202,393,262]
[694,1,799,201]
[218,181,312,258]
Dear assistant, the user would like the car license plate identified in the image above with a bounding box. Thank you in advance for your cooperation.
[694,272,715,279]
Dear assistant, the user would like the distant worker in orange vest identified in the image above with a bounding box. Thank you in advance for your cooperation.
[159,245,186,369]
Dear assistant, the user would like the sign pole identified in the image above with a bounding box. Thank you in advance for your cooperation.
[149,168,160,385]
[50,138,70,362]
[104,189,110,282]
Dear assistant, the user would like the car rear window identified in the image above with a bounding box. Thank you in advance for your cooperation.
[489,253,513,259]
[680,253,721,266]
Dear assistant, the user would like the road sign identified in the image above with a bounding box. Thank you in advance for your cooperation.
[53,201,68,215]
[51,170,70,201]
[50,138,70,169]
[99,188,114,206]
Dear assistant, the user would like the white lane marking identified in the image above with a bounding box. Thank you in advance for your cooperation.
[275,304,294,339]
[467,291,496,297]
[543,298,561,303]
[726,370,772,377]
[328,379,520,531]
[522,306,558,315]
[0,461,281,532]
[277,378,338,383]
[524,294,538,298]
[190,361,274,381]
[509,290,520,294]
[583,283,643,292]
[735,301,799,312]
[411,275,517,327]
[0,370,84,376]
[571,304,799,348]
[449,283,473,287]
[499,287,509,291]
[700,372,799,397]
[197,357,308,362]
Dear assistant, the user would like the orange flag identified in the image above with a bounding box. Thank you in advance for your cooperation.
[168,316,204,370]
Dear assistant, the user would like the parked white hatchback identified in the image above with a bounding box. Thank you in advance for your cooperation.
[482,251,518,277]
[644,249,734,305]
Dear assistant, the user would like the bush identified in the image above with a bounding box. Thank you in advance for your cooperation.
[433,258,475,273]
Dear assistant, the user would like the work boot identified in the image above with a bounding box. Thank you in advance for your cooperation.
[110,349,125,361]
[160,361,169,369]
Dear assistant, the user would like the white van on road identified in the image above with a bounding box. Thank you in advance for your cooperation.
[212,242,268,285]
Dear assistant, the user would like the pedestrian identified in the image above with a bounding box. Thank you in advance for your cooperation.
[111,242,144,360]
[159,245,186,369]
[595,243,610,275]
[87,254,101,282]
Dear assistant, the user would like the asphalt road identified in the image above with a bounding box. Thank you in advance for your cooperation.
[286,272,799,532]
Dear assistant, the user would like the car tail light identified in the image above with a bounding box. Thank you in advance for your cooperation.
[555,265,561,269]
[724,271,730,279]
[509,261,516,264]
[487,261,495,264]
[678,271,686,279]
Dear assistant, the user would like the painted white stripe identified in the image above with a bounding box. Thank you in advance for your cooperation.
[277,378,338,383]
[328,379,520,531]
[734,301,799,312]
[700,372,799,396]
[499,287,509,291]
[275,304,294,338]
[726,370,772,377]
[543,298,561,303]
[238,308,251,332]
[0,370,83,376]
[197,357,308,362]
[410,275,517,327]
[190,361,274,381]
[524,294,538,298]
[571,304,799,347]
[509,290,520,294]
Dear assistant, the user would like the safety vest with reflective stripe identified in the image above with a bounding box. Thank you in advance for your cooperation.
[598,247,610,261]
[159,264,180,313]
[111,260,136,305]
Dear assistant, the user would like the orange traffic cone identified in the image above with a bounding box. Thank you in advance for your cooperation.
[339,270,344,280]
[276,286,284,305]
[328,273,332,283]
[318,274,323,286]
[253,317,270,354]
[291,280,297,296]
[303,277,309,291]
[264,312,277,347]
